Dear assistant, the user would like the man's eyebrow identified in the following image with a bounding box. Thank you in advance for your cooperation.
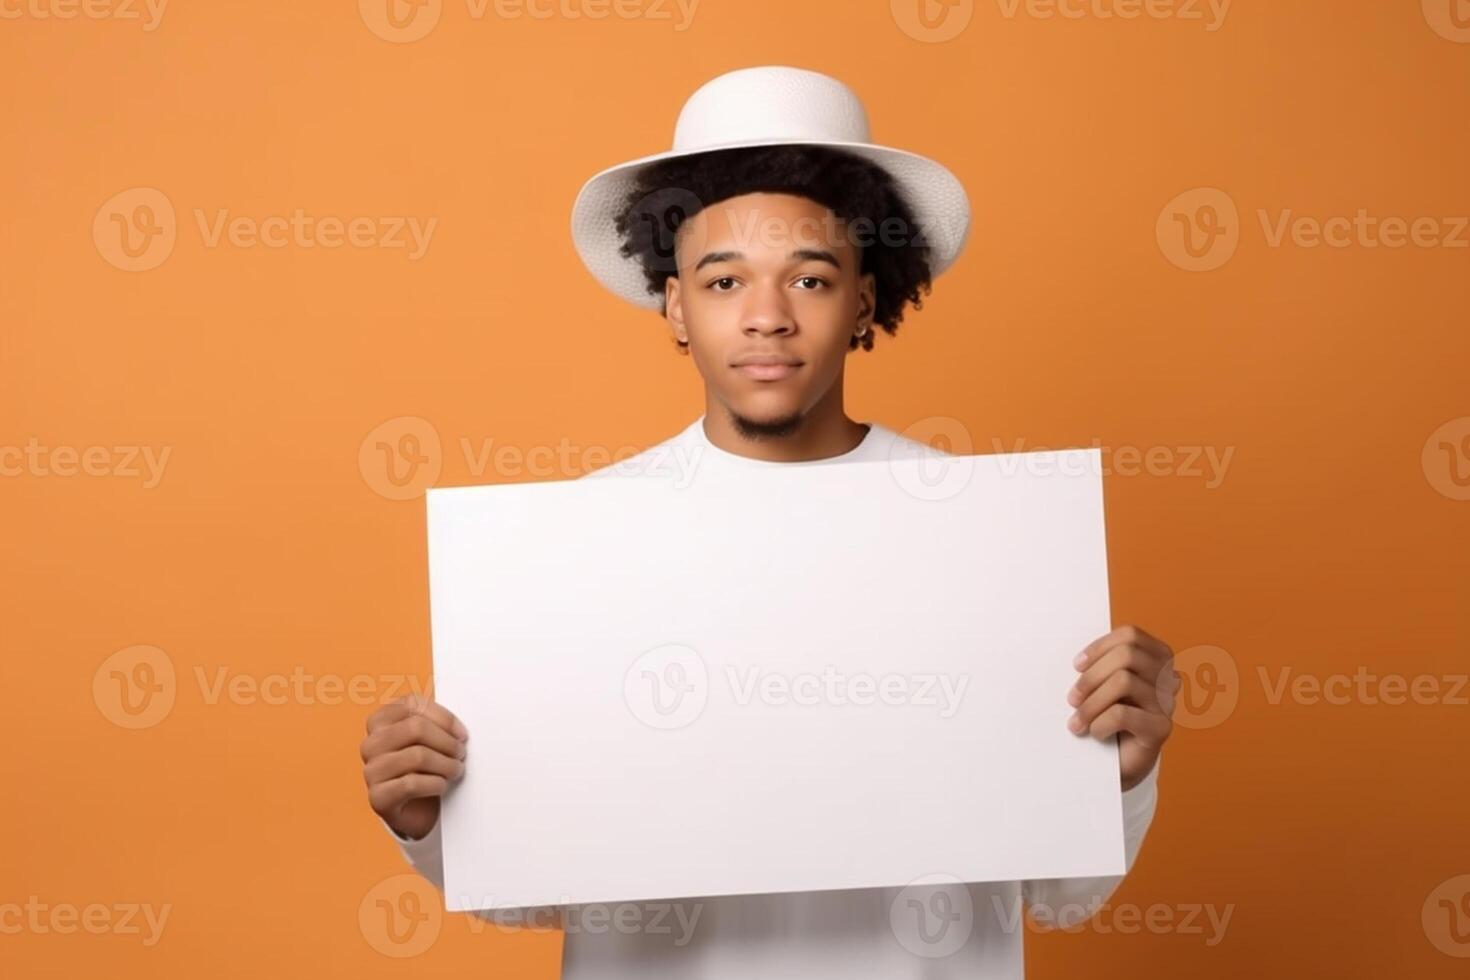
[693,249,843,272]
[693,250,741,271]
[790,248,841,269]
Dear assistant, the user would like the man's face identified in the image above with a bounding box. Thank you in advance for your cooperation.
[665,192,875,436]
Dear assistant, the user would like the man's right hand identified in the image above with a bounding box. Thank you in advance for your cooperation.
[361,694,468,841]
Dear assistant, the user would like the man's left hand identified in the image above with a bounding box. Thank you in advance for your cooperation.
[1068,624,1177,791]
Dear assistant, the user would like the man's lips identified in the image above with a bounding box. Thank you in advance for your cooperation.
[735,362,801,381]
[732,354,803,381]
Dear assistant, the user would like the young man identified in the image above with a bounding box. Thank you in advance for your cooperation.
[360,66,1175,978]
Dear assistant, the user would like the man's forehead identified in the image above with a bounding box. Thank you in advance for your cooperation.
[678,197,856,263]
[698,193,838,228]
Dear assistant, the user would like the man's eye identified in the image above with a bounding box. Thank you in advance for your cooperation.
[708,277,737,291]
[794,276,828,289]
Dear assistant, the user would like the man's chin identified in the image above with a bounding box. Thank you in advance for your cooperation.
[726,403,806,441]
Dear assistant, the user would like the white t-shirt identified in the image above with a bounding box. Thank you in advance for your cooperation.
[388,414,1160,979]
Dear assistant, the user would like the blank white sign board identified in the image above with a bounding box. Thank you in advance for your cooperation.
[427,448,1122,912]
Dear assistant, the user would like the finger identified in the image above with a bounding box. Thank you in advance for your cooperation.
[1076,625,1171,670]
[1069,670,1159,732]
[368,772,450,815]
[366,694,467,740]
[1086,703,1173,748]
[365,744,465,786]
[362,712,468,763]
[1069,644,1168,705]
[1155,661,1182,712]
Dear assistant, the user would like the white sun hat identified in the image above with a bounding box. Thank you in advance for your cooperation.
[569,65,972,310]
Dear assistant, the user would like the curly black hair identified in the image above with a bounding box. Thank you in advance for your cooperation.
[612,144,933,353]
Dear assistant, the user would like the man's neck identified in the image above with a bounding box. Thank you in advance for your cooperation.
[701,398,870,463]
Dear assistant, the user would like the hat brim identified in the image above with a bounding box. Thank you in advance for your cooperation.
[570,138,971,311]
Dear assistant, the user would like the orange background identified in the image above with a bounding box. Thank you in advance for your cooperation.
[3,1,1468,976]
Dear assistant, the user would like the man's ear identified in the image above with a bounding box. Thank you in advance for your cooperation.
[856,271,877,332]
[665,275,691,351]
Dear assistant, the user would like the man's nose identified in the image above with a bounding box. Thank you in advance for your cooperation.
[740,281,795,336]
